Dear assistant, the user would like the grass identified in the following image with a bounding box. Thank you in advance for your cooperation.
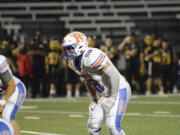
[2,95,180,135]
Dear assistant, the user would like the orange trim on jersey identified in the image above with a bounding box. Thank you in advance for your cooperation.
[0,61,7,70]
[92,54,105,68]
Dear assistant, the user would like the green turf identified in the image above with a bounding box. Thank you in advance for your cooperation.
[2,96,180,135]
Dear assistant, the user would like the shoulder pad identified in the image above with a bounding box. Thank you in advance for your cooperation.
[0,55,9,74]
[83,48,107,69]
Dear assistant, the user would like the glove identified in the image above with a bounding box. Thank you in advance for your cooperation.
[98,97,116,114]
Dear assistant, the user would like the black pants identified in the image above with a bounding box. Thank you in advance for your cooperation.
[161,66,174,93]
[32,72,47,98]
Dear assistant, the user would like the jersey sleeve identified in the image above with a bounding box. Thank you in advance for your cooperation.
[83,48,107,70]
[0,55,9,74]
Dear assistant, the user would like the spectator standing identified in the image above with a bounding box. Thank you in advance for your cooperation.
[28,32,48,98]
[161,40,174,93]
[17,46,32,97]
[151,37,164,95]
[118,32,140,93]
[140,35,154,96]
[47,40,61,97]
[101,37,119,66]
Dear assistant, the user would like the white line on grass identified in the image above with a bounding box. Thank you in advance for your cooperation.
[24,116,40,120]
[130,101,180,105]
[20,110,180,118]
[21,130,64,135]
[154,111,170,114]
[126,113,180,118]
[24,98,180,105]
[21,106,38,109]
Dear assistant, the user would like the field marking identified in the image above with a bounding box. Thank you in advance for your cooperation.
[20,110,180,118]
[126,113,180,118]
[20,110,88,115]
[21,130,64,135]
[130,101,180,105]
[23,98,180,105]
[21,106,38,109]
[154,111,170,114]
[24,94,180,103]
[24,116,40,120]
[68,114,84,118]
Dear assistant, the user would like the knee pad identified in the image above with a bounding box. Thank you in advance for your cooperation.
[0,118,14,135]
[88,124,101,135]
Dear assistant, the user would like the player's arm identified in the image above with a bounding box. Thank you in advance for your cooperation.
[101,61,120,100]
[0,70,16,104]
[85,80,97,103]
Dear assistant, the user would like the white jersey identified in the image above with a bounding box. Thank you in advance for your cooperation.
[0,55,21,87]
[72,47,127,97]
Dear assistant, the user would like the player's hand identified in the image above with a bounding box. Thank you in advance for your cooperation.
[98,97,115,114]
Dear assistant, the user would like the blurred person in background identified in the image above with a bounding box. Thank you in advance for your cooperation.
[118,32,140,94]
[87,36,96,48]
[101,37,119,66]
[161,39,174,93]
[47,40,61,97]
[63,62,81,98]
[28,31,48,98]
[140,35,154,96]
[151,37,164,95]
[16,45,32,98]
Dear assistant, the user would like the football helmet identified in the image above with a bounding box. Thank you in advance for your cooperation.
[62,31,88,62]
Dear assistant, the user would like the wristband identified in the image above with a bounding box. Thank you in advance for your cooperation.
[0,99,7,106]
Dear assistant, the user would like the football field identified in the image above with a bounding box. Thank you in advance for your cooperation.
[14,95,180,135]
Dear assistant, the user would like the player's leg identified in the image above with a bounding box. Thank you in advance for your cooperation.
[106,83,131,135]
[0,118,14,135]
[2,82,26,135]
[88,102,105,135]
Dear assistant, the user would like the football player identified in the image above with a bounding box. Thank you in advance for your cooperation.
[0,55,26,135]
[62,32,131,135]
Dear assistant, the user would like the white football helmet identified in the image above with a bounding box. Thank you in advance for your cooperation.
[62,31,88,61]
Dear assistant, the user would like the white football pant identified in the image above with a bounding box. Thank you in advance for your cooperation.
[88,82,131,135]
[2,82,26,122]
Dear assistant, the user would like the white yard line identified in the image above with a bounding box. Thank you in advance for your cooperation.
[154,111,170,114]
[126,113,180,118]
[130,101,180,105]
[20,110,88,115]
[21,130,64,135]
[24,94,180,103]
[21,106,38,109]
[20,110,180,118]
[24,116,40,120]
